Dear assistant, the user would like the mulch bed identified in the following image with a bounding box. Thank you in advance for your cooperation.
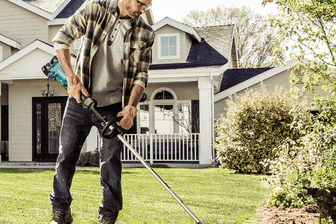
[258,202,322,224]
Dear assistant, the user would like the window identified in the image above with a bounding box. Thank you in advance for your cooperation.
[158,34,180,59]
[176,102,191,134]
[0,46,3,62]
[139,104,149,134]
[138,88,192,134]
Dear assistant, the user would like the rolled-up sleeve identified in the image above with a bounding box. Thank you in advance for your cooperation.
[53,3,88,51]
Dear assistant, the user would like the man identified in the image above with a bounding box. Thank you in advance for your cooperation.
[50,0,154,223]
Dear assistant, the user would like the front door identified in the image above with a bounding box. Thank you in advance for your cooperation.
[32,97,67,162]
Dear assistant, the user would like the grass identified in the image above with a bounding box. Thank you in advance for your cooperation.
[0,168,269,224]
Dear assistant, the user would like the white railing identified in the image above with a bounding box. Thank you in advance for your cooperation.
[121,134,200,164]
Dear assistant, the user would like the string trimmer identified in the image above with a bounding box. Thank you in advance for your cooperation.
[41,56,203,224]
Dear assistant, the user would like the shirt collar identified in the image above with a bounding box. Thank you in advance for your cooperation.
[109,0,141,26]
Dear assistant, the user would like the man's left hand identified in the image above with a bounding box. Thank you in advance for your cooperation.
[117,105,138,130]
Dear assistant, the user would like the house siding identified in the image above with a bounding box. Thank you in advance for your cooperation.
[48,25,63,45]
[0,0,48,48]
[9,80,34,161]
[214,69,330,119]
[145,82,199,101]
[185,33,193,60]
[0,42,11,60]
[214,70,292,119]
[8,79,71,161]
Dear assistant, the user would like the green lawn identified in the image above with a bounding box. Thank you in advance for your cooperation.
[0,168,268,224]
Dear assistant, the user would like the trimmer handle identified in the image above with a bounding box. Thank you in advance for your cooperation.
[101,117,127,139]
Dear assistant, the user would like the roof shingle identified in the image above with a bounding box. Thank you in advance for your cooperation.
[219,68,272,92]
[56,0,86,18]
[23,0,66,13]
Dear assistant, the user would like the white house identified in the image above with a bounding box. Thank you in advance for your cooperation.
[0,0,239,165]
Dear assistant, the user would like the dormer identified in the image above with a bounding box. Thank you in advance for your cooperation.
[151,17,201,64]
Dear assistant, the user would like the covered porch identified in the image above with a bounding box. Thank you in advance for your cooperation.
[121,133,201,164]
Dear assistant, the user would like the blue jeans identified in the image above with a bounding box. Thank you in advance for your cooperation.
[50,96,123,220]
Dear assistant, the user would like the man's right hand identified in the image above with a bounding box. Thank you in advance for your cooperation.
[67,75,90,103]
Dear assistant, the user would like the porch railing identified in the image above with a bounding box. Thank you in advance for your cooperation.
[121,134,200,164]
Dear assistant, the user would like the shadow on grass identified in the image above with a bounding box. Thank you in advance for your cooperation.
[0,168,52,174]
[0,168,135,175]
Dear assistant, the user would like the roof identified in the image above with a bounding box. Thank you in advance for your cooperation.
[22,0,66,13]
[150,38,228,70]
[150,24,234,70]
[8,0,70,20]
[152,17,201,42]
[214,60,298,102]
[0,33,21,49]
[10,0,154,24]
[56,0,86,18]
[219,68,272,92]
[195,25,234,63]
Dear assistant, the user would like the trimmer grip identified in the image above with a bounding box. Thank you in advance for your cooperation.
[101,117,126,139]
[80,94,88,102]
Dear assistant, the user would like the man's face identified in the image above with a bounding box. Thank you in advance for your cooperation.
[125,0,152,20]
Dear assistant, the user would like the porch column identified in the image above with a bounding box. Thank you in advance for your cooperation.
[86,127,99,152]
[198,77,213,164]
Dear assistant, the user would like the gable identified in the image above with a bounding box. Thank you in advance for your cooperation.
[153,17,201,42]
[0,40,55,80]
[151,20,233,71]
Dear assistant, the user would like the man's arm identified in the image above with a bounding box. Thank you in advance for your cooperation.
[56,49,90,103]
[117,84,143,130]
[117,25,155,130]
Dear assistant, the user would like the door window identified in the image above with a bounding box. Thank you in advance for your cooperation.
[32,97,67,161]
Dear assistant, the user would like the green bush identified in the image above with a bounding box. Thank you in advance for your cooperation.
[268,124,336,208]
[267,92,336,222]
[214,85,313,174]
[76,149,100,167]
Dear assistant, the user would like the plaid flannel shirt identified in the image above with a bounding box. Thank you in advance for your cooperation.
[53,0,155,106]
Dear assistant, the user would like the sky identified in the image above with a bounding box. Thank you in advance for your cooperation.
[151,0,279,23]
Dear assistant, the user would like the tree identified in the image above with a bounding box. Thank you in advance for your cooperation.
[182,6,285,68]
[265,1,336,220]
[268,0,336,115]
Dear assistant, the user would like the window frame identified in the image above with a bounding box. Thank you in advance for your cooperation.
[137,88,191,134]
[157,33,180,60]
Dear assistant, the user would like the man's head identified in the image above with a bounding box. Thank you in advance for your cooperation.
[119,0,152,20]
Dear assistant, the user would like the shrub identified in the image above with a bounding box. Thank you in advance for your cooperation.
[268,123,336,208]
[76,149,100,167]
[214,85,313,174]
[267,91,336,222]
